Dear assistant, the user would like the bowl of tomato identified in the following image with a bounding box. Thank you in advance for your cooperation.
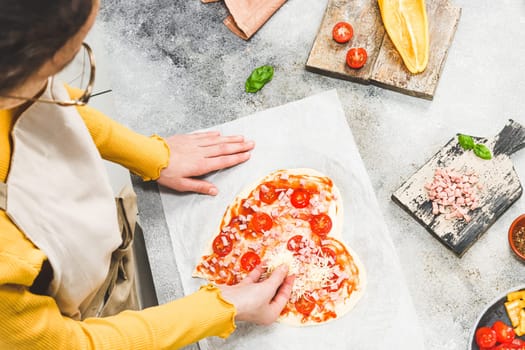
[509,214,525,262]
[469,286,525,349]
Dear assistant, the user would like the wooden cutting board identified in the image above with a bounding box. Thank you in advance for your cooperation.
[392,120,525,257]
[305,0,461,99]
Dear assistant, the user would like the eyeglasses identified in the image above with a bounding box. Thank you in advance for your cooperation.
[2,42,96,107]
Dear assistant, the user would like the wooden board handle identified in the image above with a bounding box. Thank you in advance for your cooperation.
[493,119,525,156]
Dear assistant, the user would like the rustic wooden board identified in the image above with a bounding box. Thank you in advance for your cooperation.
[392,120,525,257]
[305,0,461,99]
[306,0,385,84]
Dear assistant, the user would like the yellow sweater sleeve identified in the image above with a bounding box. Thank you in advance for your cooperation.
[0,283,236,349]
[0,213,236,349]
[0,94,237,349]
[66,86,170,181]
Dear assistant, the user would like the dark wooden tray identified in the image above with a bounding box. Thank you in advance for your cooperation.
[392,120,525,256]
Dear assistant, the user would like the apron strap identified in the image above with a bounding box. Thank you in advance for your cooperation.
[0,182,7,211]
[80,184,140,319]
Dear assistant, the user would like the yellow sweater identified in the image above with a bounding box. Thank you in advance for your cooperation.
[0,89,236,349]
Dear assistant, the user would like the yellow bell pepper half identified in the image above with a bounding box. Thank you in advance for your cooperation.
[378,0,429,74]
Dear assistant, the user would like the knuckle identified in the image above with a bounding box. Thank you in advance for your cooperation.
[218,143,232,154]
[196,184,210,194]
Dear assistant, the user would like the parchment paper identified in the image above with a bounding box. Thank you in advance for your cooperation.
[159,90,425,349]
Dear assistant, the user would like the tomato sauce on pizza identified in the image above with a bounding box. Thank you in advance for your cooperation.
[193,168,366,326]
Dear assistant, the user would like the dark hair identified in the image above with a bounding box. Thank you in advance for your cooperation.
[0,0,94,95]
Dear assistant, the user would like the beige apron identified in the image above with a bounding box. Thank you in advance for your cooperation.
[1,81,139,320]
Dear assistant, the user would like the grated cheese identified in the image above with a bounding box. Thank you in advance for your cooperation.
[263,245,336,302]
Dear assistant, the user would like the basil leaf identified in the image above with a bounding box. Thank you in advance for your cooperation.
[458,134,475,150]
[245,65,274,93]
[245,80,265,93]
[473,143,492,160]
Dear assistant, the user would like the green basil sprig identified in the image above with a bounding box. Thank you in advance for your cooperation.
[458,134,492,160]
[245,65,274,93]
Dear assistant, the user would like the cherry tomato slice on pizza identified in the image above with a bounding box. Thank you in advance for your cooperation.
[212,234,233,257]
[332,21,353,44]
[326,272,343,292]
[240,251,261,272]
[321,246,337,266]
[295,294,316,316]
[287,235,306,252]
[475,327,497,348]
[346,47,368,69]
[492,320,516,344]
[250,212,273,233]
[259,183,278,204]
[310,213,333,237]
[290,189,311,208]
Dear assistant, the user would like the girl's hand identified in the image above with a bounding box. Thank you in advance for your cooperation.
[219,265,295,325]
[157,131,255,195]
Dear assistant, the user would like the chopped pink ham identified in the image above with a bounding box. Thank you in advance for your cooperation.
[425,167,481,222]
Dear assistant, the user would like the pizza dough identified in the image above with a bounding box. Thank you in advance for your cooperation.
[193,168,366,326]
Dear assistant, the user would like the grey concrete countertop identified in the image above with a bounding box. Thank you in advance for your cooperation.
[96,1,525,349]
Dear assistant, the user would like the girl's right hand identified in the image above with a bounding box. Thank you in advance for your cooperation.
[218,265,295,325]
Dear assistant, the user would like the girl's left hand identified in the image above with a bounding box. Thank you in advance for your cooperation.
[157,131,255,195]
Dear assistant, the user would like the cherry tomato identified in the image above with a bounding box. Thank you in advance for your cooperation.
[324,271,344,292]
[212,234,233,257]
[294,294,316,316]
[250,212,273,233]
[512,338,525,346]
[259,183,278,204]
[512,338,525,350]
[493,320,516,344]
[287,235,306,252]
[321,246,337,266]
[290,189,311,208]
[476,327,497,348]
[493,344,520,350]
[240,251,261,272]
[346,47,368,69]
[332,22,353,44]
[309,213,333,237]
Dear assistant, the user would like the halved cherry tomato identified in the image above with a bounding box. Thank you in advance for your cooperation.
[290,189,311,208]
[287,235,306,252]
[212,234,233,257]
[325,271,344,292]
[513,338,525,346]
[512,338,525,350]
[294,294,316,316]
[321,246,337,266]
[493,320,516,344]
[475,327,497,348]
[310,213,333,237]
[493,344,520,350]
[240,251,261,272]
[250,212,273,233]
[346,47,368,69]
[259,183,278,204]
[332,22,353,44]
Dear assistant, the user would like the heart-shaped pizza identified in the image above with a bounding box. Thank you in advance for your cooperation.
[193,168,366,326]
